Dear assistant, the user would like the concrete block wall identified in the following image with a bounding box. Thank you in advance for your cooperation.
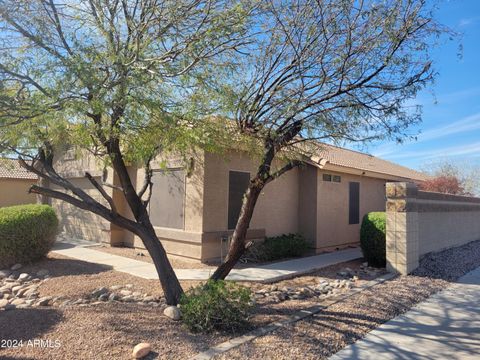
[386,182,480,274]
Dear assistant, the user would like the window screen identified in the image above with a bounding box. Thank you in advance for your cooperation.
[349,182,360,225]
[322,174,332,181]
[149,169,185,229]
[333,175,341,183]
[228,171,250,230]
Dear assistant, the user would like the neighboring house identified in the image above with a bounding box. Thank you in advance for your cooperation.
[0,158,38,207]
[50,144,427,262]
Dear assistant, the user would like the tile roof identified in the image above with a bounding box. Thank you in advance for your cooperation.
[0,158,38,180]
[310,143,428,181]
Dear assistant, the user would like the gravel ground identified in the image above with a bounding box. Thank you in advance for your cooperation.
[0,254,370,359]
[3,240,480,360]
[0,302,230,360]
[214,239,480,359]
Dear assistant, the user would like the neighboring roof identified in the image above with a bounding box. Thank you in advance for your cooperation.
[0,158,38,180]
[310,143,429,181]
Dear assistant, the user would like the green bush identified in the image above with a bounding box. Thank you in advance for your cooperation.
[244,233,310,262]
[0,204,59,268]
[179,280,253,333]
[360,212,386,267]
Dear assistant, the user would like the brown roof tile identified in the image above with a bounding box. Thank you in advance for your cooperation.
[310,143,428,181]
[0,158,38,180]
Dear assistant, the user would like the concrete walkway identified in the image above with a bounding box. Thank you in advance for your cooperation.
[52,240,361,282]
[330,267,480,360]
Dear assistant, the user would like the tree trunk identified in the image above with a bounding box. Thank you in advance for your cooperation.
[136,223,184,305]
[106,139,184,304]
[210,183,264,280]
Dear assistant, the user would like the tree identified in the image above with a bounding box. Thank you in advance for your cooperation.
[0,0,253,305]
[210,0,447,280]
[418,175,467,195]
[420,160,480,195]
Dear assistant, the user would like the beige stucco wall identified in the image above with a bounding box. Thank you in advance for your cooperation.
[203,151,299,236]
[0,178,37,207]
[51,151,114,244]
[386,182,480,274]
[315,169,386,251]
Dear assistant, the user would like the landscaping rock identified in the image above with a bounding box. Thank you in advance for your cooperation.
[120,289,132,296]
[0,299,8,309]
[11,298,26,306]
[121,295,135,302]
[110,285,122,291]
[18,273,30,282]
[163,306,181,320]
[98,293,109,302]
[10,264,22,271]
[37,296,52,306]
[0,270,10,279]
[132,342,151,359]
[91,287,109,298]
[108,293,119,301]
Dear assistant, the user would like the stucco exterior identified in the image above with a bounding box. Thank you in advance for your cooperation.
[0,178,37,207]
[49,146,425,263]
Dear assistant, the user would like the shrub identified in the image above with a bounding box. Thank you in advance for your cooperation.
[360,212,386,267]
[0,204,58,268]
[179,280,253,333]
[244,233,310,262]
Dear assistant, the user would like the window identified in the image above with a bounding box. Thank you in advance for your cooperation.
[228,171,250,230]
[149,169,186,229]
[322,174,332,181]
[333,175,341,183]
[349,182,360,224]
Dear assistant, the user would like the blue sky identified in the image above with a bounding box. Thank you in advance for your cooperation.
[363,0,480,171]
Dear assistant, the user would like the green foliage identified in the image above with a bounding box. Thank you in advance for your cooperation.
[245,233,310,262]
[0,204,58,268]
[360,212,386,267]
[179,280,253,333]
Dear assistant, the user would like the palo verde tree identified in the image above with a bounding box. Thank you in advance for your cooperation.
[0,0,253,305]
[210,0,448,280]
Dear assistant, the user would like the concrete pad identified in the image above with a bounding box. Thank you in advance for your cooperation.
[52,241,362,282]
[330,267,480,360]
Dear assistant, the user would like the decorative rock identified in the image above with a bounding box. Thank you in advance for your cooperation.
[121,295,135,302]
[10,264,22,271]
[142,296,156,302]
[37,269,49,277]
[18,273,29,282]
[132,342,151,359]
[37,296,52,306]
[108,293,119,301]
[11,298,26,306]
[124,284,133,289]
[120,289,132,296]
[0,270,10,279]
[98,293,109,302]
[0,299,8,309]
[110,285,122,291]
[91,287,109,298]
[163,305,181,320]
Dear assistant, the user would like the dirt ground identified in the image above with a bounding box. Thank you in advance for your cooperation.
[0,254,374,359]
[2,241,474,360]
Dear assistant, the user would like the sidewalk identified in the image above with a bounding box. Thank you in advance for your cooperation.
[52,240,361,282]
[330,266,480,360]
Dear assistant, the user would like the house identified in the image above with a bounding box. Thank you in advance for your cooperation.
[50,144,427,262]
[0,158,38,207]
